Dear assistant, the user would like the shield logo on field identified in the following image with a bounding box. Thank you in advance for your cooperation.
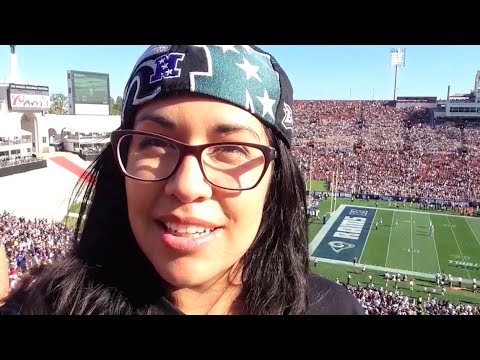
[328,241,355,254]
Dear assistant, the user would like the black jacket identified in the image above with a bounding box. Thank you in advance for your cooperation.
[134,274,366,315]
[306,274,365,315]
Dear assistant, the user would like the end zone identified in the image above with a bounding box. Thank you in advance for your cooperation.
[310,205,376,262]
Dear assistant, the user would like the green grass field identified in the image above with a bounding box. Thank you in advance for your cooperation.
[360,208,480,279]
[305,179,329,192]
[62,201,84,230]
[310,260,480,305]
[308,197,480,304]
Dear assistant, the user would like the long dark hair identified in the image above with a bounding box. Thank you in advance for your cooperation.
[241,130,310,314]
[2,118,310,315]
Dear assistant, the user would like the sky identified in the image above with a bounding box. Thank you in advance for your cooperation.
[0,45,478,101]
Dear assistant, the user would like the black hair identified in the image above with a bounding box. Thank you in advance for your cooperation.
[240,130,310,314]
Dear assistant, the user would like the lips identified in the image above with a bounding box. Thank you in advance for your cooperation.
[156,214,222,230]
[154,215,223,252]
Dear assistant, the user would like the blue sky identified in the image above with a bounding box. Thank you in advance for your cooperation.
[0,45,478,101]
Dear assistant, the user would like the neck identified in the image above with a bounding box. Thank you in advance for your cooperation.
[168,285,242,315]
[165,269,244,315]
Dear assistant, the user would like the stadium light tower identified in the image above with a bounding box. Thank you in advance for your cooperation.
[6,45,21,84]
[390,48,406,101]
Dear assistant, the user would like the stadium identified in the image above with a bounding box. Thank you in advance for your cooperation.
[1,46,480,315]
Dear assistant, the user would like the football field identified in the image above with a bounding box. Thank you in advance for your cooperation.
[310,204,480,282]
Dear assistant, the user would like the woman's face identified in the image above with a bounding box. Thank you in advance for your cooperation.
[125,94,274,291]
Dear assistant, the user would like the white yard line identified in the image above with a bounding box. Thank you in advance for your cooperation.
[309,257,476,284]
[385,212,395,268]
[428,214,442,273]
[359,209,376,263]
[465,218,480,249]
[410,212,414,271]
[308,204,345,255]
[446,216,471,280]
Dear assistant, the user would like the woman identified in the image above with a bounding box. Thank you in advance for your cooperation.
[0,45,364,315]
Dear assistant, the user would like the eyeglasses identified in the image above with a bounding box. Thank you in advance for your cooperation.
[110,130,278,191]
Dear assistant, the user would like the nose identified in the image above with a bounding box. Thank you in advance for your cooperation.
[163,154,213,203]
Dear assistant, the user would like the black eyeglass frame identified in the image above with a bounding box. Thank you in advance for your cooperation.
[110,129,278,191]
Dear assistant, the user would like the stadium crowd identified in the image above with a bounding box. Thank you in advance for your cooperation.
[292,100,480,203]
[0,155,41,168]
[345,283,480,315]
[0,211,74,289]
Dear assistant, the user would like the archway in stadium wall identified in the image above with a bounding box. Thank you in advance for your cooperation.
[48,128,62,151]
[20,112,39,154]
[48,128,57,142]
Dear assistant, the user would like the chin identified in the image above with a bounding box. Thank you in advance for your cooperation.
[155,259,216,289]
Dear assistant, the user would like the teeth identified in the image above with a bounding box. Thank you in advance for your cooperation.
[164,221,214,235]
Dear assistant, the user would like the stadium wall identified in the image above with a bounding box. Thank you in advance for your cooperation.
[309,191,479,209]
[0,159,46,177]
[1,111,120,155]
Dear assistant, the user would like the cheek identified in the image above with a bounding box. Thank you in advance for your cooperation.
[125,179,159,227]
[227,196,263,232]
[226,167,272,245]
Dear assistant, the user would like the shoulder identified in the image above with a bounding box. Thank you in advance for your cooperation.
[306,274,365,315]
[0,301,22,315]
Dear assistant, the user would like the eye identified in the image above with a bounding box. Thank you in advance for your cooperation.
[208,145,252,162]
[214,145,249,156]
[138,137,174,150]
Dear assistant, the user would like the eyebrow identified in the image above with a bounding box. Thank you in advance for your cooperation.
[137,114,261,141]
[136,114,176,129]
[214,123,261,142]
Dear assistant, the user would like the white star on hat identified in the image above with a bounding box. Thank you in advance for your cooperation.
[245,89,255,114]
[256,88,276,118]
[214,45,240,54]
[236,57,262,82]
[242,45,271,59]
[241,45,254,54]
